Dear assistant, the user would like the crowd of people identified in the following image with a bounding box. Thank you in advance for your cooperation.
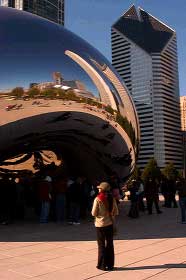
[1,167,186,272]
[0,166,123,226]
[124,177,186,224]
[0,171,97,225]
[0,168,186,225]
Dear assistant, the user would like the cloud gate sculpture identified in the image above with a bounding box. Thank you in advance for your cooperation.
[0,7,139,181]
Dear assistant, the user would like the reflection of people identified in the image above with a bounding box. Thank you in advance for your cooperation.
[91,182,118,271]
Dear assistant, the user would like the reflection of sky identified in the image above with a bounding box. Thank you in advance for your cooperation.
[0,53,98,96]
[0,7,106,97]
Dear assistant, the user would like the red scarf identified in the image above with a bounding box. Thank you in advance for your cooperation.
[97,192,107,202]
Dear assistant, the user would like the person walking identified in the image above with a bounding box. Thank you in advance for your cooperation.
[53,175,67,223]
[39,175,52,223]
[109,173,121,205]
[167,179,178,208]
[176,178,186,223]
[160,177,169,207]
[145,178,162,215]
[91,182,119,271]
[68,178,82,225]
[128,179,140,218]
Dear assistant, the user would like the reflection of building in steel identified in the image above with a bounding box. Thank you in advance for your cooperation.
[53,72,63,85]
[91,59,139,142]
[0,7,139,180]
[34,82,54,91]
[0,0,65,25]
[63,80,86,91]
[30,74,95,99]
[65,50,117,111]
[112,5,182,170]
[62,80,95,99]
[180,96,186,177]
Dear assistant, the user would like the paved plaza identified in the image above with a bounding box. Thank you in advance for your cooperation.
[0,200,186,280]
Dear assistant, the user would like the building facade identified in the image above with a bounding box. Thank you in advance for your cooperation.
[180,96,186,177]
[112,5,182,169]
[0,0,64,25]
[180,96,186,131]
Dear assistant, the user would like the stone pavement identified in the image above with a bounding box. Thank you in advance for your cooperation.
[0,200,186,280]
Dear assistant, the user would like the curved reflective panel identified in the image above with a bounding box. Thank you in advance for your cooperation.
[0,7,139,181]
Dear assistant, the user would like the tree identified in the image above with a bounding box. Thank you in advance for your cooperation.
[162,162,179,181]
[115,113,136,146]
[27,87,40,98]
[105,105,114,115]
[55,88,66,99]
[127,165,141,188]
[141,158,161,183]
[11,87,24,98]
[66,90,78,101]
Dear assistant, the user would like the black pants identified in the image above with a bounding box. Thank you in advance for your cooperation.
[128,200,139,218]
[167,193,178,208]
[96,225,114,269]
[147,197,160,214]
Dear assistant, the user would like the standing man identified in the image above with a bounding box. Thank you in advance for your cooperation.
[39,175,52,223]
[128,179,139,218]
[176,178,186,223]
[145,178,162,215]
[53,175,67,223]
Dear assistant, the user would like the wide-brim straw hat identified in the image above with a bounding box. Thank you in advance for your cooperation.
[97,182,110,191]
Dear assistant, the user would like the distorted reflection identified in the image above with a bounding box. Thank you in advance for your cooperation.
[0,7,139,181]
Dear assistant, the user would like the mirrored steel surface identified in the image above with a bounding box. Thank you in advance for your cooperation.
[0,7,139,180]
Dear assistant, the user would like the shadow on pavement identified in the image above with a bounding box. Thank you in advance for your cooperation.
[115,263,186,270]
[0,201,186,242]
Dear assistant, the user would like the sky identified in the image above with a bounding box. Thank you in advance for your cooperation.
[66,0,186,96]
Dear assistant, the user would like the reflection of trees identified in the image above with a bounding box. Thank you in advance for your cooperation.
[116,113,136,147]
[27,87,40,98]
[105,105,114,115]
[11,87,24,98]
[8,87,137,147]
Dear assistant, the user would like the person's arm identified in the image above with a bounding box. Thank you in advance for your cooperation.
[91,198,99,217]
[112,198,119,216]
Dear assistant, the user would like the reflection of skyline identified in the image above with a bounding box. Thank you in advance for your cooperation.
[0,57,99,97]
[0,7,124,101]
[0,7,138,180]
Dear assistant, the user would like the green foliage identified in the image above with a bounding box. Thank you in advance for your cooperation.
[141,158,161,183]
[116,113,136,146]
[105,105,114,115]
[132,165,141,180]
[55,88,66,99]
[11,87,24,98]
[162,162,179,181]
[65,90,77,100]
[127,165,141,188]
[42,88,56,98]
[27,87,40,98]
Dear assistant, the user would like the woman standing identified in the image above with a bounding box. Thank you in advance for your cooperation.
[91,182,119,271]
